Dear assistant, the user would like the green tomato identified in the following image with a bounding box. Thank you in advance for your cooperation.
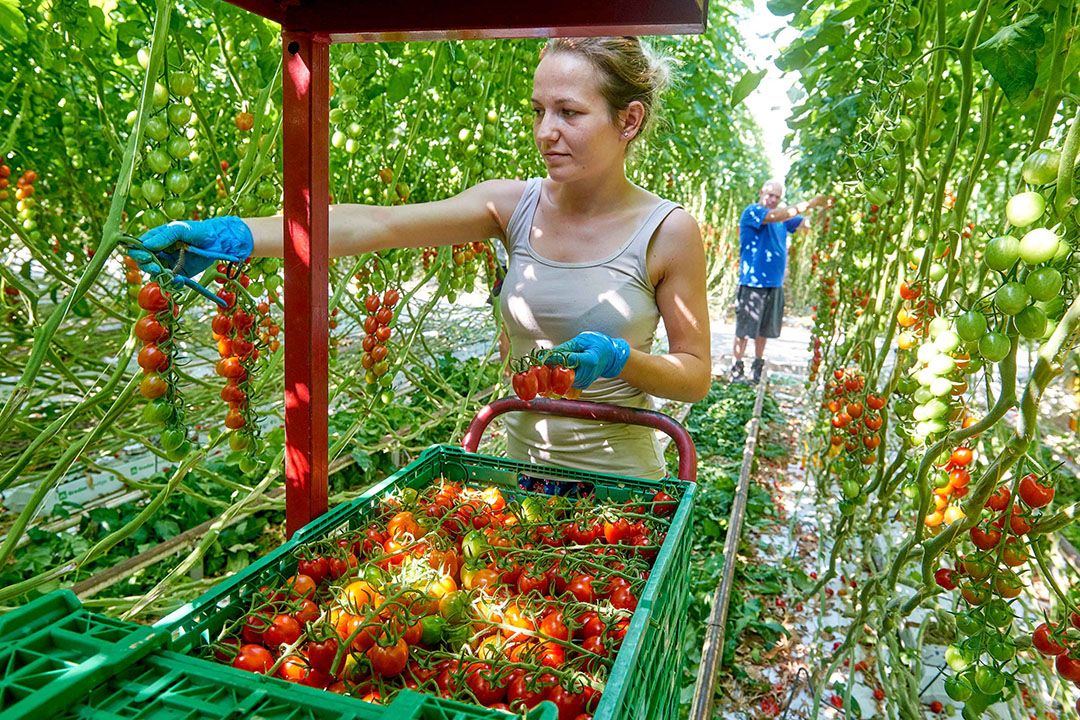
[141,178,165,206]
[142,398,174,424]
[986,635,1016,663]
[461,530,489,561]
[169,72,196,97]
[944,673,973,701]
[1005,191,1046,227]
[238,455,259,473]
[166,439,192,462]
[994,282,1029,316]
[152,82,169,108]
[945,644,973,672]
[163,198,186,220]
[420,615,446,645]
[1015,305,1047,339]
[167,103,192,127]
[229,432,250,451]
[1039,296,1065,320]
[1025,267,1063,302]
[891,117,915,142]
[167,136,191,160]
[1019,228,1060,266]
[983,236,1020,272]
[984,598,1013,628]
[145,148,172,175]
[841,478,862,500]
[437,590,470,623]
[955,612,984,637]
[1022,149,1061,185]
[978,332,1010,362]
[956,311,988,343]
[165,169,191,195]
[974,666,1006,695]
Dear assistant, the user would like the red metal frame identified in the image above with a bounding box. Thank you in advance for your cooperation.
[461,398,698,482]
[259,2,707,535]
[282,32,331,537]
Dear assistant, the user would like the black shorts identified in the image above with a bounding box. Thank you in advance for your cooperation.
[735,285,784,339]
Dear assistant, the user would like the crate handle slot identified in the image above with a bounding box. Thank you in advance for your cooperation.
[461,398,697,482]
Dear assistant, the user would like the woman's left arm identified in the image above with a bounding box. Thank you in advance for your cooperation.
[618,209,712,403]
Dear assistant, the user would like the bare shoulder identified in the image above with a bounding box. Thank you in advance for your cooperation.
[647,207,705,285]
[470,179,529,233]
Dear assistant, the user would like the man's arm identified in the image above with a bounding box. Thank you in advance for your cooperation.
[762,194,833,224]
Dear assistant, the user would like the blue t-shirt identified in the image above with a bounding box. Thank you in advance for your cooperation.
[738,203,804,288]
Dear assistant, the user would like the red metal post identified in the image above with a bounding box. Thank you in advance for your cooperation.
[282,31,331,537]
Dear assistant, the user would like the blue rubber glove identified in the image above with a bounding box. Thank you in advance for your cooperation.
[127,216,253,307]
[549,331,631,389]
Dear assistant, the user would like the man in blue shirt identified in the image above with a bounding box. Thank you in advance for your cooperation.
[731,180,831,383]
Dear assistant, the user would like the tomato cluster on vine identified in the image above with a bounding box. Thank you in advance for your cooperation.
[825,368,885,466]
[210,478,682,717]
[134,280,191,460]
[510,350,579,402]
[361,287,399,395]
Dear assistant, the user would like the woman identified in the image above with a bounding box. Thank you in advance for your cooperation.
[131,36,711,480]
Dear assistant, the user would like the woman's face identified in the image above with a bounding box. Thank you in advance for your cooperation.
[531,52,627,183]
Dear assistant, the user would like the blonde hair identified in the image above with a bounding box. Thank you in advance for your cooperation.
[541,36,673,141]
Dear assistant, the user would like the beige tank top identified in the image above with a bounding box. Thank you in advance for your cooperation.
[500,177,679,480]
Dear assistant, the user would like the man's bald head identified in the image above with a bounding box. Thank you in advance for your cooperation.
[759,179,785,209]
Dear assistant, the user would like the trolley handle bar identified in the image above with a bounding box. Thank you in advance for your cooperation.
[461,397,697,482]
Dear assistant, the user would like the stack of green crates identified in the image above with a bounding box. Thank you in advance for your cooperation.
[0,589,166,719]
[157,444,697,720]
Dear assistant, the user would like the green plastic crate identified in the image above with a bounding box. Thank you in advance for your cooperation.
[0,589,167,720]
[157,445,697,720]
[62,650,551,720]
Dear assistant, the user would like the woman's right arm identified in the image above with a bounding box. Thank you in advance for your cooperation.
[245,179,526,258]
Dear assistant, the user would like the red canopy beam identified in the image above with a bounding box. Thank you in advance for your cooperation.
[282,31,331,538]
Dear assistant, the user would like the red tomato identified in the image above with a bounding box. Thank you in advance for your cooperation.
[507,672,551,710]
[232,643,274,673]
[603,518,632,544]
[1017,473,1054,508]
[652,490,677,517]
[285,574,316,599]
[566,574,595,603]
[326,551,358,580]
[465,663,508,705]
[985,485,1010,512]
[539,611,570,641]
[969,526,1001,551]
[241,612,272,643]
[547,685,586,719]
[294,599,320,625]
[137,282,169,312]
[1056,654,1080,684]
[1032,623,1068,656]
[263,614,302,648]
[512,371,538,401]
[530,364,552,395]
[610,585,638,611]
[933,568,956,591]
[366,638,408,677]
[297,556,329,585]
[549,365,575,396]
[304,637,339,674]
[134,314,168,343]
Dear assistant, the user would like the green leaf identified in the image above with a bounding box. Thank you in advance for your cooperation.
[767,0,806,15]
[973,14,1047,102]
[731,68,767,107]
[0,0,26,44]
